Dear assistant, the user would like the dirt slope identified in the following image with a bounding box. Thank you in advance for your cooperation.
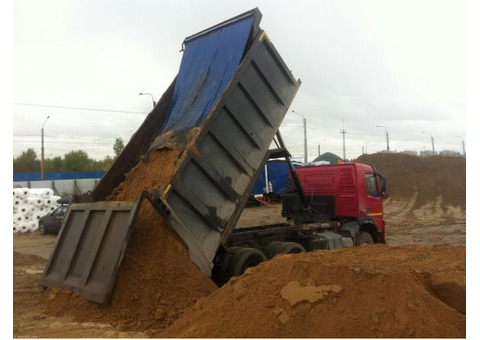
[158,244,465,338]
[355,153,466,211]
[355,153,466,247]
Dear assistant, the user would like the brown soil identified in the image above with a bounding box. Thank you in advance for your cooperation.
[158,244,465,338]
[39,148,217,334]
[107,148,181,201]
[355,153,466,210]
[355,153,466,247]
[12,153,467,338]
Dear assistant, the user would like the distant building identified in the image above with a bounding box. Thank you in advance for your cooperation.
[312,152,342,164]
[420,150,437,157]
[401,150,418,156]
[439,150,463,157]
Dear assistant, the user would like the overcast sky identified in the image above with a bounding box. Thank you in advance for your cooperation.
[10,0,471,161]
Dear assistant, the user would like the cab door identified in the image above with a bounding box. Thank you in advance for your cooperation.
[364,172,385,238]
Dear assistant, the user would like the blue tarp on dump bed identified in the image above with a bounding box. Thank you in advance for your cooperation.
[156,15,254,146]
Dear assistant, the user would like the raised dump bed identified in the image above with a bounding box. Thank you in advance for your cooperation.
[40,8,300,304]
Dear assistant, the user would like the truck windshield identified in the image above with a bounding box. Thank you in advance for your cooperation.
[365,173,379,197]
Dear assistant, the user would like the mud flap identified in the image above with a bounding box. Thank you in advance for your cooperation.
[39,192,146,304]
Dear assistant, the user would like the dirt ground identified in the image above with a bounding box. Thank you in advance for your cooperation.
[11,201,467,338]
[11,153,468,338]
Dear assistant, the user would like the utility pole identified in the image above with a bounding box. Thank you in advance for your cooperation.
[317,138,326,157]
[363,141,369,154]
[41,115,50,180]
[292,110,307,163]
[376,125,390,152]
[455,136,466,157]
[340,120,347,160]
[423,131,435,153]
[303,117,307,163]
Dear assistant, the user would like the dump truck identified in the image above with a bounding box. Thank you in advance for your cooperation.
[213,159,387,285]
[40,8,387,303]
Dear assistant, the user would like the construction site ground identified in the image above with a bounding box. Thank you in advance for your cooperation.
[12,153,469,338]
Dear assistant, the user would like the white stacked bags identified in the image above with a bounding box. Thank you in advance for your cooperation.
[13,188,61,233]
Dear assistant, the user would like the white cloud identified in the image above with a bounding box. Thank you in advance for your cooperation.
[12,0,466,160]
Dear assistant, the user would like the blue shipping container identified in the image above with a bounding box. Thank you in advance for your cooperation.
[13,171,105,182]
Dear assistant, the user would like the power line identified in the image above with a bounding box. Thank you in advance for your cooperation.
[14,102,147,115]
[13,134,125,142]
[305,126,383,137]
[14,134,116,139]
[14,139,114,145]
[14,134,117,141]
[284,124,384,137]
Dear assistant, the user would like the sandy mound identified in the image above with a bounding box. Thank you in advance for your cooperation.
[355,153,466,210]
[158,244,466,338]
[41,149,217,333]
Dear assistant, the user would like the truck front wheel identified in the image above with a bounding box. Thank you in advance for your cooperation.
[227,247,267,279]
[356,231,374,246]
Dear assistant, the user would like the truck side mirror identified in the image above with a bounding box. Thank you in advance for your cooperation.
[379,175,388,198]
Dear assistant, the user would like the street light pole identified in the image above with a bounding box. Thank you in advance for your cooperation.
[138,92,156,108]
[423,131,435,153]
[340,119,347,160]
[363,141,369,154]
[376,125,390,152]
[318,138,326,157]
[41,115,50,180]
[292,110,307,163]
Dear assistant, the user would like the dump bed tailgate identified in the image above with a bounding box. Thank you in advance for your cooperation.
[40,196,144,304]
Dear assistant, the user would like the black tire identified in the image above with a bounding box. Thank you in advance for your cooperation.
[263,241,305,259]
[38,222,46,235]
[356,231,374,246]
[281,242,306,254]
[227,247,267,278]
[263,241,287,259]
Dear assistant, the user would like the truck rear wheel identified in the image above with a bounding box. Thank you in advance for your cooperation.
[264,241,305,259]
[356,231,374,246]
[282,242,306,254]
[227,247,267,278]
[263,241,285,259]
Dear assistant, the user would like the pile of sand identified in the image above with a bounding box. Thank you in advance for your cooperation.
[355,153,466,210]
[42,149,217,332]
[158,244,466,338]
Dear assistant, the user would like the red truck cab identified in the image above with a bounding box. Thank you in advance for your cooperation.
[283,162,387,244]
[215,161,388,286]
